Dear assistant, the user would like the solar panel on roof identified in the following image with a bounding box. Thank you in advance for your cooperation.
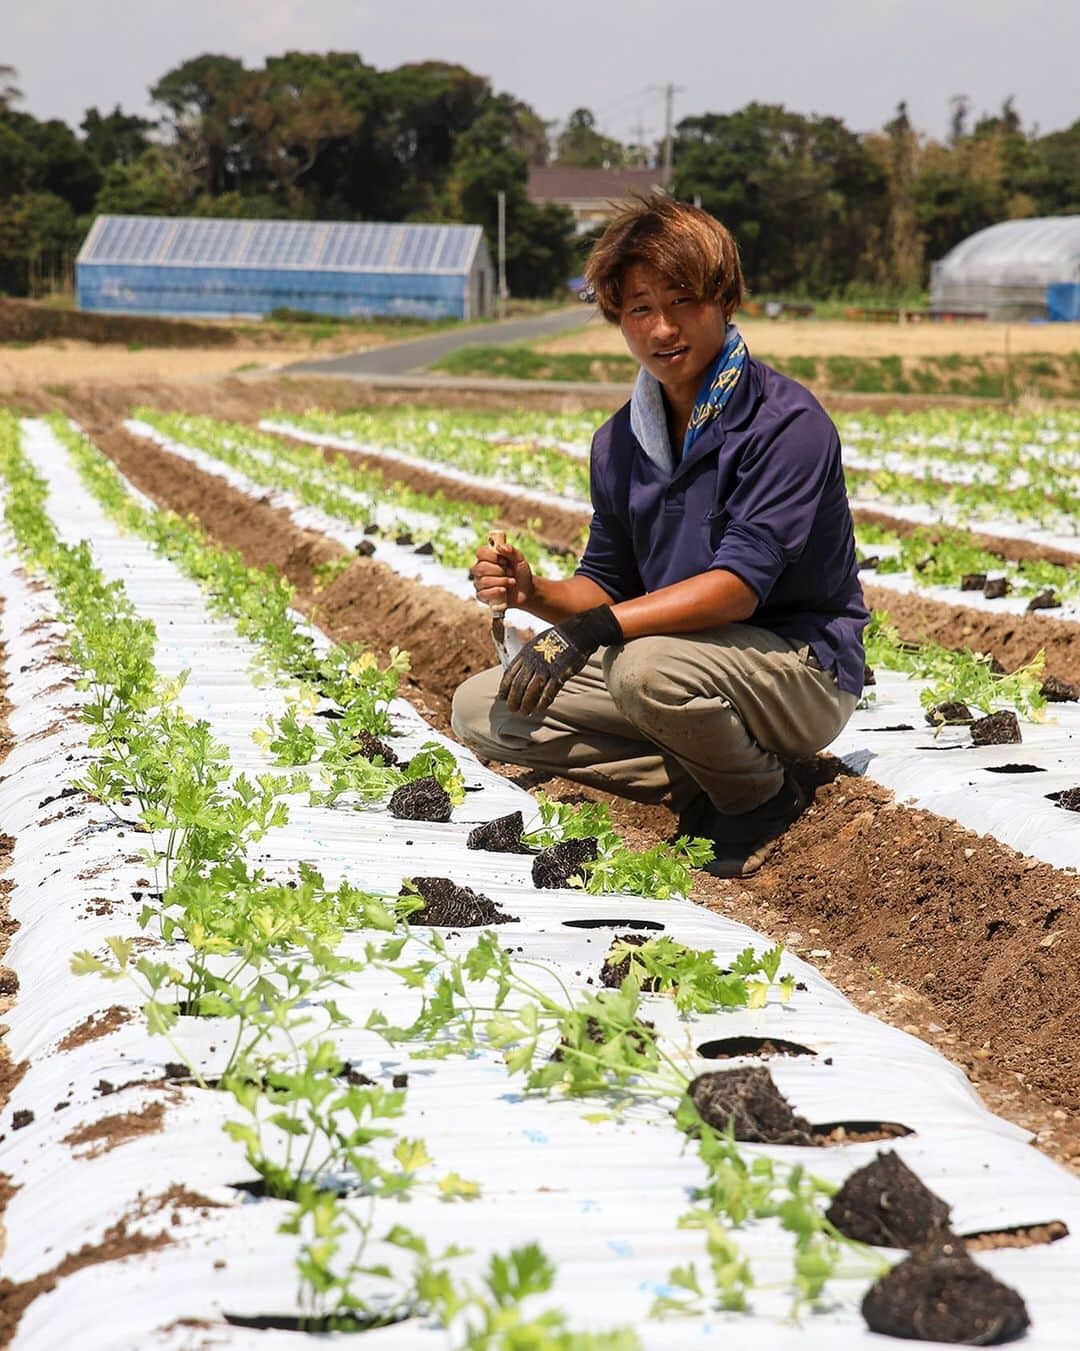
[77,215,482,273]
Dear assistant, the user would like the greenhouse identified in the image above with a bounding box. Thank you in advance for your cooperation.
[930,216,1080,321]
[75,215,495,321]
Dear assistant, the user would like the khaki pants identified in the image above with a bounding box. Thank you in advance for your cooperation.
[451,624,858,816]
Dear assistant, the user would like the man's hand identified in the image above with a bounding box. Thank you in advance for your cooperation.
[470,539,534,611]
[499,606,623,715]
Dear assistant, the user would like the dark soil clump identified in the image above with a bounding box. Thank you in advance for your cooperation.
[1055,787,1080,813]
[1041,673,1080,702]
[401,876,516,927]
[1027,588,1059,612]
[926,701,973,727]
[388,776,451,822]
[354,539,376,557]
[600,933,661,990]
[686,1067,814,1145]
[861,1240,1030,1344]
[355,729,398,765]
[960,573,987,591]
[983,577,1011,600]
[413,541,435,555]
[826,1150,952,1248]
[532,836,599,889]
[467,811,528,853]
[970,711,1021,746]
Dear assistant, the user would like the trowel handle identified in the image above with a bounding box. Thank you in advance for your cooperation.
[488,530,509,615]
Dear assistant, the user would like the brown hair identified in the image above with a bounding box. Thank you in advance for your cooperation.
[584,192,744,324]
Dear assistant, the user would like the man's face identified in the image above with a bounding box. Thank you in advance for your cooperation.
[617,261,727,395]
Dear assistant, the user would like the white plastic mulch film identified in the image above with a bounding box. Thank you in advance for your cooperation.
[2,418,1080,1350]
[134,418,1080,874]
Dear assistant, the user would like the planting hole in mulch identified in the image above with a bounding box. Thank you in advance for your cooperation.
[861,1240,1030,1344]
[867,724,915,732]
[532,836,599,889]
[600,934,660,990]
[1041,673,1080,703]
[225,1312,413,1334]
[388,776,451,822]
[826,1150,951,1248]
[401,877,516,927]
[983,764,1045,774]
[563,917,664,932]
[1048,787,1080,813]
[466,811,529,853]
[695,1036,816,1060]
[813,1120,913,1143]
[970,711,1021,746]
[960,1219,1068,1251]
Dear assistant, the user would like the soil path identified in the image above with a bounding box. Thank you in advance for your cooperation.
[88,420,1080,1169]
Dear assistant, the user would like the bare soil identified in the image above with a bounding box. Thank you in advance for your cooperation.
[62,1101,167,1159]
[0,1182,221,1348]
[56,1006,133,1053]
[86,422,1080,1167]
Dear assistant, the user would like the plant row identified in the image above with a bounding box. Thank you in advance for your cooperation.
[854,521,1080,606]
[2,411,881,1340]
[134,411,588,581]
[134,410,1055,729]
[5,413,1045,1343]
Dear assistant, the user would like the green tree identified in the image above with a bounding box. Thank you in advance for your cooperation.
[94,148,184,216]
[445,96,574,296]
[81,105,155,169]
[0,191,78,295]
[555,108,625,168]
[673,103,887,294]
[150,54,250,196]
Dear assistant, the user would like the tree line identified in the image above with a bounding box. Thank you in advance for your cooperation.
[0,54,1077,303]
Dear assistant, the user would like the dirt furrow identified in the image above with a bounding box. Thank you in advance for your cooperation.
[86,417,1080,1169]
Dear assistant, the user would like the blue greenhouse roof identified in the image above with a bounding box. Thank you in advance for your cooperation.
[77,216,484,275]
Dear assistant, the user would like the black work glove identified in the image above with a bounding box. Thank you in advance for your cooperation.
[499,606,623,715]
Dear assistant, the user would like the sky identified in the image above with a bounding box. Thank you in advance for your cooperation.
[5,0,1079,146]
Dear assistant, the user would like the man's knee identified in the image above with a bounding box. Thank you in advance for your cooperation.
[450,665,503,751]
[603,638,680,716]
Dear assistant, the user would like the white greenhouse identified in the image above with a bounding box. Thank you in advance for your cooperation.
[930,217,1080,321]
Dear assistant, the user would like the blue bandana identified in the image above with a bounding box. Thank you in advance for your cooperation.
[680,324,747,461]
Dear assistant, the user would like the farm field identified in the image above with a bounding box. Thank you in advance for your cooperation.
[433,316,1080,401]
[2,387,1080,1348]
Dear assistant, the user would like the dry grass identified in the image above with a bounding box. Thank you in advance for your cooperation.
[0,340,348,391]
[536,316,1080,360]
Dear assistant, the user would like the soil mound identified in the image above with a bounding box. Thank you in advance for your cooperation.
[402,876,516,927]
[826,1150,952,1248]
[861,1240,1029,1344]
[532,837,599,889]
[686,1067,815,1145]
[467,811,528,853]
[388,777,451,822]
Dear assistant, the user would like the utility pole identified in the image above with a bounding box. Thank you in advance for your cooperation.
[496,190,508,320]
[653,82,684,189]
[631,118,648,168]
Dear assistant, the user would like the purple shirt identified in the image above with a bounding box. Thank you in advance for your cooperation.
[576,355,869,695]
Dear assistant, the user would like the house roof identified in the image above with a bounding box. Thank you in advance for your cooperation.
[527,166,664,205]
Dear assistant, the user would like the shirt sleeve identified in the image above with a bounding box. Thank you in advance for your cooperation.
[709,408,840,604]
[574,433,644,604]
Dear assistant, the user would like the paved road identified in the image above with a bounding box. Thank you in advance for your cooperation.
[286,305,593,378]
